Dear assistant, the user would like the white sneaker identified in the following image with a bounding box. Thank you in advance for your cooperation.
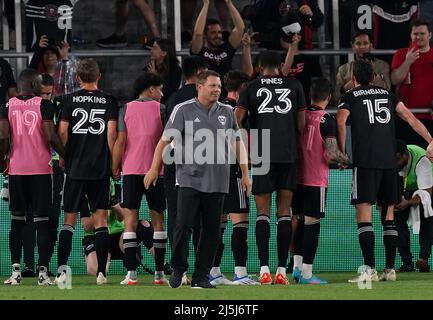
[54,272,66,286]
[38,272,53,286]
[153,273,169,285]
[348,268,379,283]
[181,274,191,286]
[379,268,396,281]
[96,272,107,285]
[232,274,260,285]
[208,274,233,286]
[120,274,138,285]
[4,272,21,285]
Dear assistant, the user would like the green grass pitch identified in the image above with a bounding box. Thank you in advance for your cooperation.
[1,273,433,300]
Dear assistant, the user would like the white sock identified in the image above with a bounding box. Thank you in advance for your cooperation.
[260,266,270,276]
[210,267,221,277]
[128,270,137,280]
[235,266,247,278]
[276,267,286,277]
[12,263,20,273]
[301,264,313,279]
[294,255,303,269]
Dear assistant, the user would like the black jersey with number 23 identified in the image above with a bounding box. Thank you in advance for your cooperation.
[238,76,306,163]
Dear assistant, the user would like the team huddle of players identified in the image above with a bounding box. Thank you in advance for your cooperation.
[2,52,433,288]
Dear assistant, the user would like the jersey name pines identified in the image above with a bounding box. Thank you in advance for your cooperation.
[260,78,283,85]
[353,88,388,97]
[73,96,107,104]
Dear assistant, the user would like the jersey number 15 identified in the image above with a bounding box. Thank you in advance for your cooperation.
[363,99,390,124]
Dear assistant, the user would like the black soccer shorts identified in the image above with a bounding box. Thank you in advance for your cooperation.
[63,175,111,213]
[252,163,297,194]
[292,184,327,218]
[121,175,166,213]
[9,174,52,219]
[351,167,398,206]
[223,170,249,214]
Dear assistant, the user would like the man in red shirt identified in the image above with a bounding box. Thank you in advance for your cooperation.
[391,18,433,148]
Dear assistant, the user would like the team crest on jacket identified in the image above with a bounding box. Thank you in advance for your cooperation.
[218,115,226,126]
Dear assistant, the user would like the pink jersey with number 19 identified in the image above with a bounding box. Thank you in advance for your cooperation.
[8,96,52,175]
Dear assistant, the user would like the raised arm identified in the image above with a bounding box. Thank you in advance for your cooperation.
[391,48,419,86]
[226,0,245,49]
[191,0,210,54]
[281,35,301,77]
[241,33,254,78]
[396,101,433,144]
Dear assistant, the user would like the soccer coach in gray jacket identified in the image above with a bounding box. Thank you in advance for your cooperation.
[144,70,251,289]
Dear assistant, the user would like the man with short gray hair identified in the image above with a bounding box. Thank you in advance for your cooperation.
[144,70,250,289]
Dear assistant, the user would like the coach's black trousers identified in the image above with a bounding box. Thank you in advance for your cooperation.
[171,187,225,281]
[164,168,200,253]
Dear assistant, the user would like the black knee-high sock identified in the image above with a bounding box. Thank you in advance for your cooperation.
[293,216,305,256]
[47,222,59,265]
[358,223,375,268]
[35,219,50,269]
[57,224,74,271]
[123,232,138,271]
[303,220,320,265]
[383,220,398,269]
[22,221,35,269]
[95,227,109,276]
[213,222,226,267]
[256,215,270,266]
[153,231,167,272]
[10,216,25,265]
[277,215,292,267]
[232,221,248,267]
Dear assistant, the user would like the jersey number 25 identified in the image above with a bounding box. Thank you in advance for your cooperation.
[72,108,106,135]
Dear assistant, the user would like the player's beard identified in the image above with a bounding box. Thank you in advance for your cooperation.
[209,38,222,48]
